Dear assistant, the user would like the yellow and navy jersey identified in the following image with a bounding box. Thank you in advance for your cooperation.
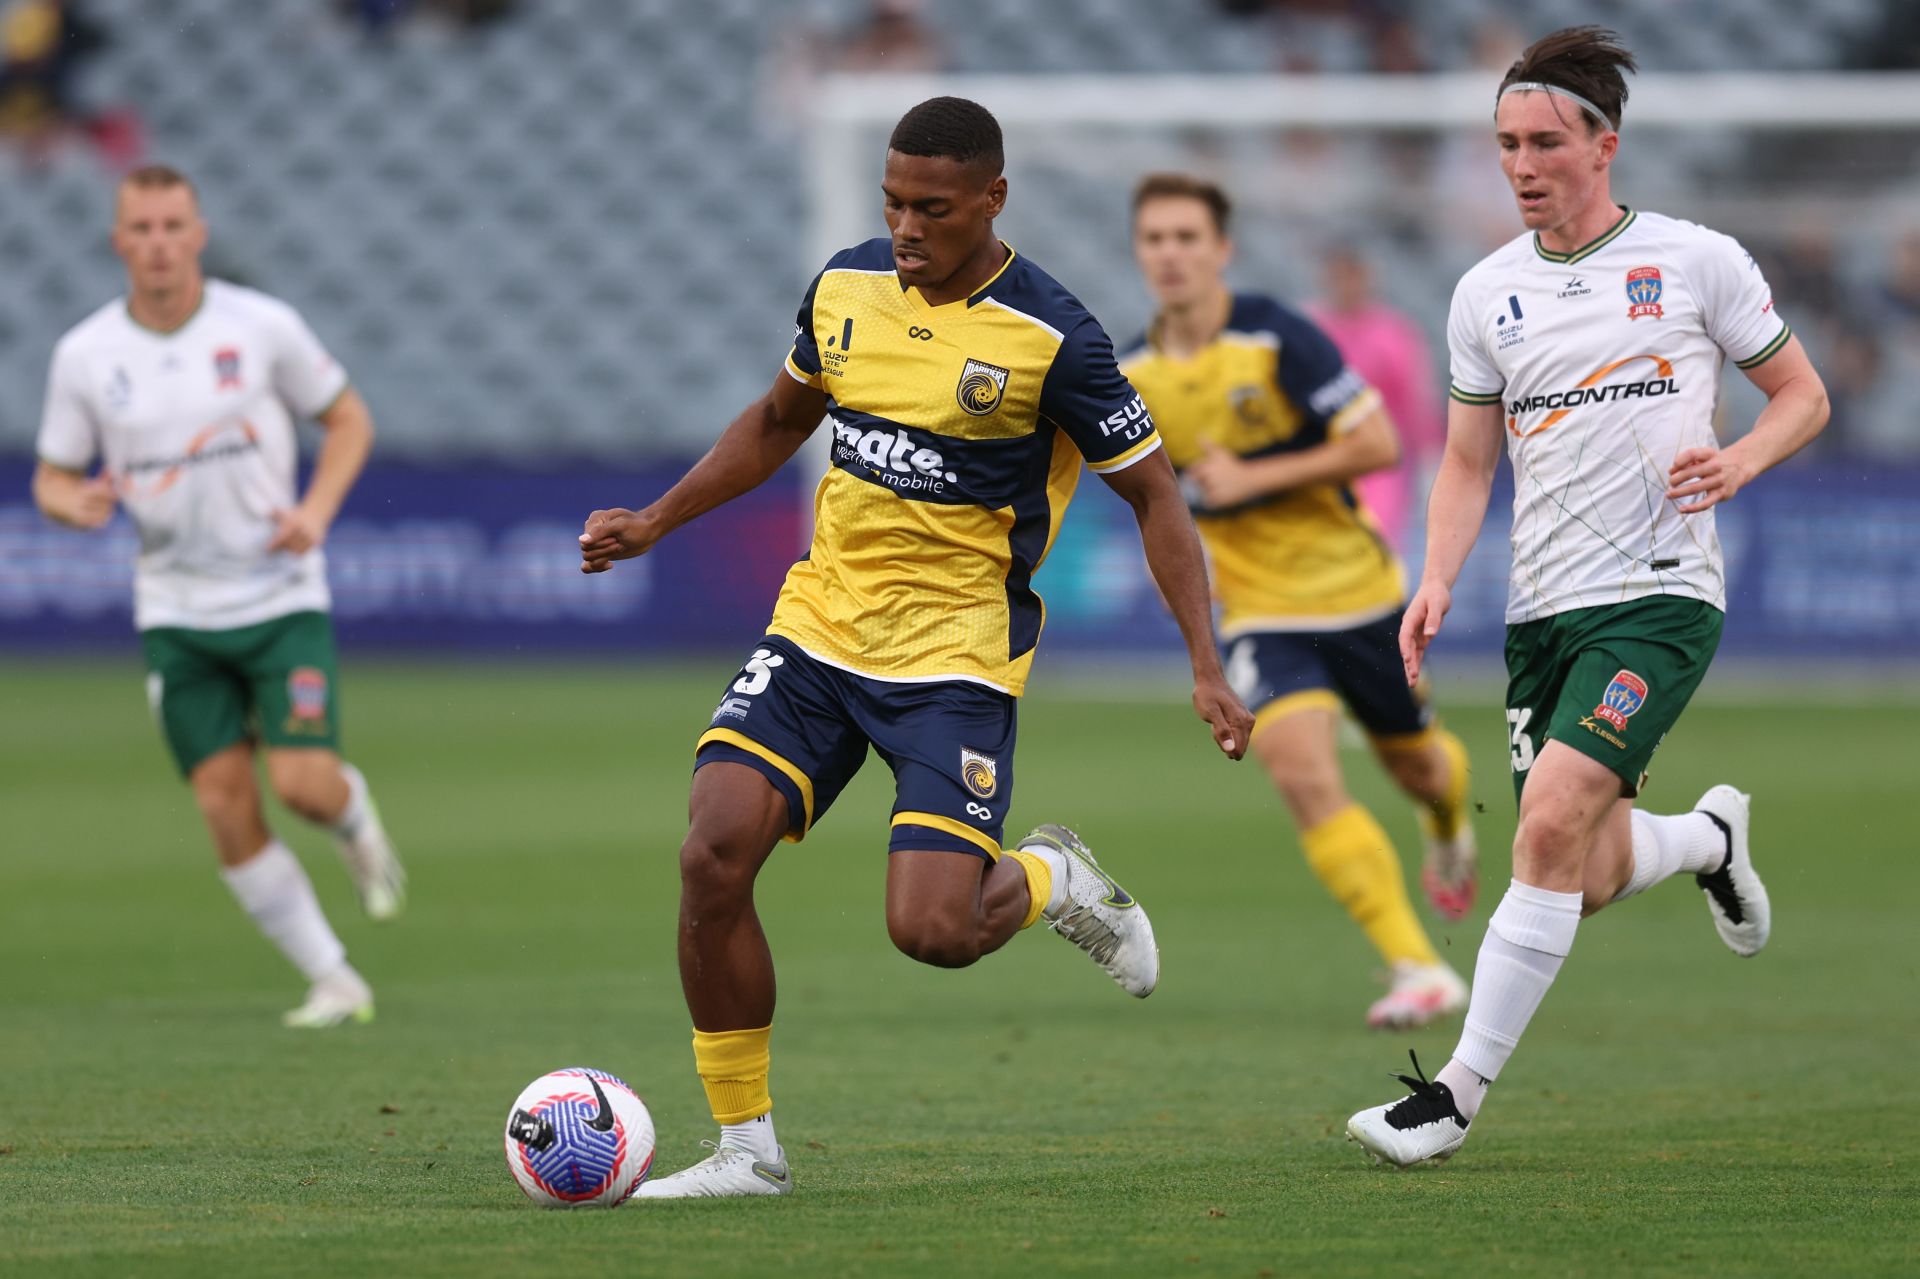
[1118,293,1403,638]
[774,238,1160,696]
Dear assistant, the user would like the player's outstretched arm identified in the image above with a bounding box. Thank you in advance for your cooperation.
[1401,398,1503,685]
[30,460,117,530]
[1100,450,1255,760]
[270,386,374,554]
[1666,336,1828,514]
[1184,404,1401,510]
[580,372,828,574]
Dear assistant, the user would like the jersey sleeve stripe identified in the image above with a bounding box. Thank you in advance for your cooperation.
[783,351,822,387]
[1327,386,1384,436]
[1448,384,1503,405]
[891,811,1001,859]
[1734,323,1792,370]
[1087,433,1163,475]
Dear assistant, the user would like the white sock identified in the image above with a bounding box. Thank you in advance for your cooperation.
[1016,839,1071,914]
[721,1113,779,1162]
[330,762,371,839]
[1613,809,1728,902]
[221,839,348,982]
[1446,879,1583,1120]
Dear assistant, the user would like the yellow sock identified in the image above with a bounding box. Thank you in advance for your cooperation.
[1300,804,1440,968]
[1417,729,1472,842]
[1004,848,1051,930]
[691,1025,773,1124]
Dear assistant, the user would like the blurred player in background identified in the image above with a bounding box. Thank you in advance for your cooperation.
[1308,244,1445,551]
[580,98,1252,1198]
[32,165,405,1029]
[1347,27,1829,1167]
[1122,174,1477,1032]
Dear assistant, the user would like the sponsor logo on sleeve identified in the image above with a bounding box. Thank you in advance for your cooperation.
[1100,393,1152,442]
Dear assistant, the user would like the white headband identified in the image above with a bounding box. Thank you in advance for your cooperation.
[1499,80,1613,130]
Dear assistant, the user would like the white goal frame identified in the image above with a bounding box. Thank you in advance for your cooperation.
[803,71,1920,266]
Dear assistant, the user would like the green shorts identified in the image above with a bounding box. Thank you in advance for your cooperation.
[140,610,342,776]
[1503,595,1723,805]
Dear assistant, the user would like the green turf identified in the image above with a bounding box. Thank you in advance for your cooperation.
[1,659,1915,1277]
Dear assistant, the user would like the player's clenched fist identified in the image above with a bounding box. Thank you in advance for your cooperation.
[578,507,663,573]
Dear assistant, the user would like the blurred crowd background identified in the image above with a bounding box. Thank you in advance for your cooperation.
[5,0,1917,460]
[3,0,1916,661]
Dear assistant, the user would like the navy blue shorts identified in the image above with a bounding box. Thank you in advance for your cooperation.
[694,635,1013,860]
[1223,610,1432,741]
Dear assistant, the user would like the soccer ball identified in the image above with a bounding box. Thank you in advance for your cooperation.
[503,1068,655,1207]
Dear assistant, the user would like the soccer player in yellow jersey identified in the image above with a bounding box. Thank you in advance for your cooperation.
[1120,174,1478,1031]
[577,99,1253,1199]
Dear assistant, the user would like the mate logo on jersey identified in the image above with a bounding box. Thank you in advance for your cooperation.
[959,747,999,800]
[1626,266,1666,321]
[1594,669,1648,731]
[827,415,960,493]
[213,347,242,389]
[956,358,1010,416]
[1506,353,1679,438]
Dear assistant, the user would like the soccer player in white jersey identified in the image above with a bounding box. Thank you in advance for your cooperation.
[1345,28,1830,1166]
[32,166,407,1029]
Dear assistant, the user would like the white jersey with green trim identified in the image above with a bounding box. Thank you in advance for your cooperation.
[36,280,350,631]
[1446,208,1790,625]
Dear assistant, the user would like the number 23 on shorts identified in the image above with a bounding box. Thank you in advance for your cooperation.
[1507,706,1536,773]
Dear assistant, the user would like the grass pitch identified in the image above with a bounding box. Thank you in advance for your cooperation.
[2,659,1915,1277]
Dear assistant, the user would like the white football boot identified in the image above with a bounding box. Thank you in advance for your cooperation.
[1366,960,1468,1031]
[1419,822,1478,922]
[633,1141,792,1199]
[1017,824,1159,998]
[1346,1052,1471,1168]
[1693,785,1769,957]
[335,789,407,923]
[282,965,375,1029]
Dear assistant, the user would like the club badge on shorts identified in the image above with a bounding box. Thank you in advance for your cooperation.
[286,666,331,734]
[1594,670,1648,731]
[959,747,999,800]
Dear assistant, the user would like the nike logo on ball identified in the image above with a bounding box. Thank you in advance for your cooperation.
[586,1077,615,1132]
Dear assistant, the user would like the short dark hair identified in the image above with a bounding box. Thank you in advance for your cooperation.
[1132,172,1232,236]
[1499,26,1637,132]
[121,163,198,200]
[888,96,1004,174]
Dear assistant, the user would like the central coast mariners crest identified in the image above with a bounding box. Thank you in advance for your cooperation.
[956,358,1010,416]
[959,747,999,799]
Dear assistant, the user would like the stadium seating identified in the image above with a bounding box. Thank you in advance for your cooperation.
[0,0,1898,459]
